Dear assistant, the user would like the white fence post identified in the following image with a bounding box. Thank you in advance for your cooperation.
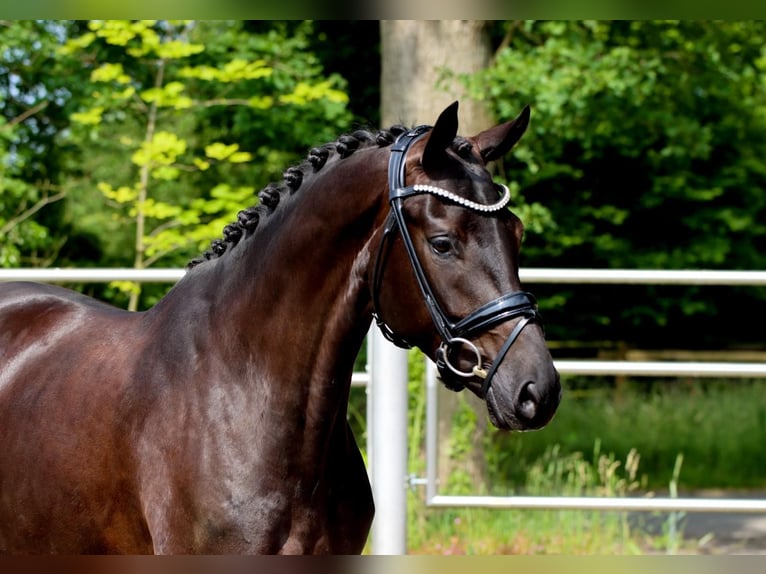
[368,328,409,555]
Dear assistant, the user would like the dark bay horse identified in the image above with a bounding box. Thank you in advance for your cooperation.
[0,102,560,554]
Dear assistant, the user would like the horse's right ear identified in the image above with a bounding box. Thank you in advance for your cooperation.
[476,105,530,163]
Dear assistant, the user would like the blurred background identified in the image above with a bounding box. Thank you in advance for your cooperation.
[1,20,765,553]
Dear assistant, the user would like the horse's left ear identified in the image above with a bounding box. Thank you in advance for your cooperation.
[422,101,459,171]
[476,105,531,163]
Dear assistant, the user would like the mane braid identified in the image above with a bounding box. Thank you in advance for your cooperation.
[186,124,409,270]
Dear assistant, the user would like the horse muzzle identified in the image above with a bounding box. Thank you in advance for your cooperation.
[435,315,562,431]
[486,363,562,431]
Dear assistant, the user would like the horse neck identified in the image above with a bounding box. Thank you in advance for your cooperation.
[158,146,389,402]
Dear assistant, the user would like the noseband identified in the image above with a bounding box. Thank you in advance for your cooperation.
[371,125,542,397]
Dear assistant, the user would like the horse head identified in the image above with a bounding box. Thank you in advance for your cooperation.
[371,102,561,431]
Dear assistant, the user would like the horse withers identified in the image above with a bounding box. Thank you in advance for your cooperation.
[0,102,560,554]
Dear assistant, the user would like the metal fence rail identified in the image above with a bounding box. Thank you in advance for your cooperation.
[425,495,766,513]
[520,268,766,285]
[6,269,765,384]
[0,268,186,283]
[554,360,766,378]
[4,267,766,285]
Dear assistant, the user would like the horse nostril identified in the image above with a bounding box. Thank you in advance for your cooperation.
[517,381,539,421]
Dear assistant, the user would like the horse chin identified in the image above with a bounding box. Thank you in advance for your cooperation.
[438,368,527,431]
[485,387,525,432]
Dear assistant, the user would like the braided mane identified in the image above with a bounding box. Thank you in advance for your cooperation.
[186,125,481,269]
[187,125,411,269]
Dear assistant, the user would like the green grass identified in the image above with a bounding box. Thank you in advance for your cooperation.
[402,377,766,554]
[406,445,689,554]
[487,378,766,491]
[353,372,766,554]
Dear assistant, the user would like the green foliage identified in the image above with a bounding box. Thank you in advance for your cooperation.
[407,348,428,475]
[468,21,766,347]
[0,20,355,308]
[0,21,79,268]
[0,117,44,266]
[56,20,352,309]
[441,399,481,495]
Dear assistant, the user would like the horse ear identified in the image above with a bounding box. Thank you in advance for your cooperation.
[476,105,531,163]
[422,101,459,171]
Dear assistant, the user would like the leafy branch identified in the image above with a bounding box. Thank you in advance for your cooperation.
[62,20,350,310]
[0,187,66,237]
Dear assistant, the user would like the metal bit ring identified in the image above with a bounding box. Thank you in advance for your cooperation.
[439,338,487,379]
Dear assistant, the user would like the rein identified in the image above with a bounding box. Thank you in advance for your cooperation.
[372,126,541,397]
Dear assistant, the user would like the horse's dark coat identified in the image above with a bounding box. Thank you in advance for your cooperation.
[0,103,560,554]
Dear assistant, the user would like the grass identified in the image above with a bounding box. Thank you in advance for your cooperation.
[487,378,766,491]
[403,377,766,554]
[406,444,685,554]
[352,372,766,554]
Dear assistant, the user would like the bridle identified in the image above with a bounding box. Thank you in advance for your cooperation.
[371,125,542,397]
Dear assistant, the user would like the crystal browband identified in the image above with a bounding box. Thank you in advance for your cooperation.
[410,183,511,213]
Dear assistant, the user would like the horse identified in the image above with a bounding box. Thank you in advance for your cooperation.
[0,101,560,554]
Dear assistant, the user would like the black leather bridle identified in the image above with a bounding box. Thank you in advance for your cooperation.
[371,125,542,397]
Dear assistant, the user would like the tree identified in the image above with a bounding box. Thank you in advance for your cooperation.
[381,20,492,129]
[61,20,351,310]
[0,21,84,267]
[467,21,766,349]
[0,106,65,266]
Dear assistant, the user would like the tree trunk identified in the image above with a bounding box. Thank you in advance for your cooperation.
[381,20,492,129]
[380,20,493,494]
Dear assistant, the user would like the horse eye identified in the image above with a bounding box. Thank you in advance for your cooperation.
[429,236,453,255]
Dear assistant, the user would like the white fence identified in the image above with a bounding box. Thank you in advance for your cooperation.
[2,267,766,554]
[421,270,766,519]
